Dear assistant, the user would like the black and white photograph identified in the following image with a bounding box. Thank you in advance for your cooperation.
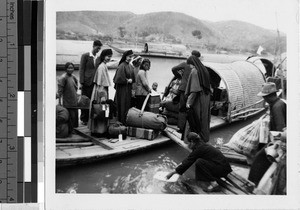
[45,0,299,209]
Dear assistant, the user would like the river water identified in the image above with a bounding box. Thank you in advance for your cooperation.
[56,40,261,194]
[56,115,262,194]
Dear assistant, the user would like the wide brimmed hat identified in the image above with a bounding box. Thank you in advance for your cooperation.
[257,82,278,97]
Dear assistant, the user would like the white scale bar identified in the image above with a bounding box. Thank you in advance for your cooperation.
[17,91,24,136]
[24,137,31,182]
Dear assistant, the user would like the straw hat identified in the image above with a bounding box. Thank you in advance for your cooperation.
[257,82,278,97]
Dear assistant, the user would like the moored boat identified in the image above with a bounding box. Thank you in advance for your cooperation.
[162,59,268,134]
[107,43,188,60]
[56,125,171,167]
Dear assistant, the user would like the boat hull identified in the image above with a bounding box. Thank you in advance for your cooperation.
[56,127,171,167]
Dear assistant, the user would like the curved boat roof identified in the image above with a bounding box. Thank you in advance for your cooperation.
[203,60,266,113]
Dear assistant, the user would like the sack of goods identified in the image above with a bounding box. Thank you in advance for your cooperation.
[127,127,159,140]
[56,105,69,138]
[77,95,90,109]
[146,93,161,113]
[108,121,127,139]
[224,114,269,157]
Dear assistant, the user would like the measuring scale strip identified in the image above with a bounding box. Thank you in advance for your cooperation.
[0,0,18,203]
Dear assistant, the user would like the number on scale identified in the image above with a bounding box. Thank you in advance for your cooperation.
[9,145,15,151]
[8,93,15,98]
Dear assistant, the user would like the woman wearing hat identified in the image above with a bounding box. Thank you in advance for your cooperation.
[88,49,113,136]
[113,50,135,124]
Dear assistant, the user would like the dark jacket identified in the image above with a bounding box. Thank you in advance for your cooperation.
[172,62,192,92]
[175,143,232,176]
[79,52,100,86]
[270,98,286,131]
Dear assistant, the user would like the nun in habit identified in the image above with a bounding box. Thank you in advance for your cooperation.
[185,55,211,142]
[113,50,135,124]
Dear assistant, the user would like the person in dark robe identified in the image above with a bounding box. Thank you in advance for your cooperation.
[56,62,78,134]
[166,132,232,192]
[171,50,201,133]
[113,50,135,124]
[185,55,211,142]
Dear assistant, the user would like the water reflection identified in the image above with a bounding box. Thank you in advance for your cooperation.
[56,111,263,194]
[56,145,197,194]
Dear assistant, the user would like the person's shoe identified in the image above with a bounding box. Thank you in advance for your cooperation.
[203,184,222,193]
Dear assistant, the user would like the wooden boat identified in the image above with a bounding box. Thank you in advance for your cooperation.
[56,125,171,167]
[107,43,188,60]
[163,59,270,164]
[162,59,267,133]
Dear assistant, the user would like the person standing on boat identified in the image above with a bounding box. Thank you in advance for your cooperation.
[185,54,211,142]
[135,59,152,110]
[248,82,286,186]
[113,50,135,124]
[79,40,102,125]
[56,62,79,134]
[166,132,232,192]
[130,55,143,107]
[171,50,201,133]
[88,49,113,136]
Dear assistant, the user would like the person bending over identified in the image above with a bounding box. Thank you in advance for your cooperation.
[166,132,232,192]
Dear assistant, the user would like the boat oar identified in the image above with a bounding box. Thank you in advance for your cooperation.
[164,127,191,152]
[73,128,114,150]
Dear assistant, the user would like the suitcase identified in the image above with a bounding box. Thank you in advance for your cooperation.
[146,94,161,113]
[127,127,159,140]
[126,94,167,131]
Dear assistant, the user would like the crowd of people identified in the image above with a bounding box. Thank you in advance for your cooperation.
[57,39,287,194]
[56,40,159,137]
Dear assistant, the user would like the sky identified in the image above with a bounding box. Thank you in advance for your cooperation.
[55,0,298,34]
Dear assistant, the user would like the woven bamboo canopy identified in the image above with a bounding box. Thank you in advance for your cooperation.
[204,60,266,121]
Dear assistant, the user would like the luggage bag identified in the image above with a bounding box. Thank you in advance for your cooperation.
[126,94,167,131]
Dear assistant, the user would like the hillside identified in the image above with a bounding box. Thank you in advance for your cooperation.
[56,11,286,54]
[206,20,286,53]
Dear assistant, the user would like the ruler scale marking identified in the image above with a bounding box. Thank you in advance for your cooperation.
[0,0,18,203]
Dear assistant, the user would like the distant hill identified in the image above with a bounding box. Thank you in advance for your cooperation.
[56,11,286,54]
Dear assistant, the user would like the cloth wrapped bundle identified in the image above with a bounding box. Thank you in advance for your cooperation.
[108,121,127,139]
[224,114,268,156]
[56,105,69,138]
[77,95,90,108]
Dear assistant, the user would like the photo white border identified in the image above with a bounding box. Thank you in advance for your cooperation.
[45,0,300,209]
